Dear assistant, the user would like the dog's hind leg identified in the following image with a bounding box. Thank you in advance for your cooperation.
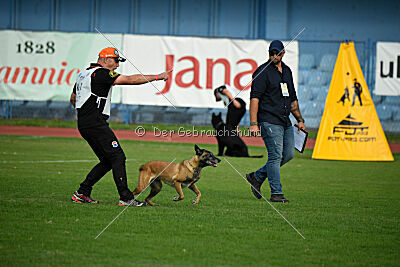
[189,184,201,205]
[132,167,151,195]
[145,178,162,206]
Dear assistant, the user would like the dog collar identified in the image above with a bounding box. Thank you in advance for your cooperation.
[186,160,196,170]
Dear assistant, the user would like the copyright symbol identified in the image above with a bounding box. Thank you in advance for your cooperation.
[135,126,146,137]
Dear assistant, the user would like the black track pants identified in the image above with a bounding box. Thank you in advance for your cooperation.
[77,124,134,201]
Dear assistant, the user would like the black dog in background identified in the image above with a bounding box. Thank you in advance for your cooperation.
[211,113,263,158]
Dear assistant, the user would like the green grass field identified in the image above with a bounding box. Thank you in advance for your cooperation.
[0,135,399,266]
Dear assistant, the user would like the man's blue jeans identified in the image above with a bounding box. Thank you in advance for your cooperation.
[254,122,294,195]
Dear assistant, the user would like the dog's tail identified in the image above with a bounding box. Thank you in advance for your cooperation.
[248,155,264,158]
[133,165,147,195]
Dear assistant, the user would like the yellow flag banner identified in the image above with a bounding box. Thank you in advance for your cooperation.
[312,42,394,161]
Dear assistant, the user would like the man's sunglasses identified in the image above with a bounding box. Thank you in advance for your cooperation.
[269,50,282,57]
[112,57,121,63]
[110,57,126,63]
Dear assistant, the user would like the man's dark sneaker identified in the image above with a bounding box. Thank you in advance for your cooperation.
[71,191,99,204]
[270,194,289,203]
[246,172,262,199]
[118,198,146,207]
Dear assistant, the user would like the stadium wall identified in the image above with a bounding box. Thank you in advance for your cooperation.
[1,0,399,42]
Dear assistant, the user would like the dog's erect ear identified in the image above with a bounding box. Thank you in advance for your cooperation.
[195,144,202,155]
[212,113,216,118]
[218,112,221,117]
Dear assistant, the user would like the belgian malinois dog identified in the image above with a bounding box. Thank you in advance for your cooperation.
[132,145,221,206]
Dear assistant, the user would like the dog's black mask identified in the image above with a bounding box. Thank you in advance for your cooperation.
[195,144,221,168]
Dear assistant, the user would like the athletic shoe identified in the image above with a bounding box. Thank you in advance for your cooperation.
[246,172,262,199]
[71,191,99,204]
[270,194,289,203]
[118,198,146,207]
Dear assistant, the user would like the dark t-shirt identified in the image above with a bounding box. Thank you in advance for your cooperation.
[73,63,120,129]
[250,60,297,126]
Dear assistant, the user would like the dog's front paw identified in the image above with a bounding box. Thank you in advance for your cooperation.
[192,197,200,205]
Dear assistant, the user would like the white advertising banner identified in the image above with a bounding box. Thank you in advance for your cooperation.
[375,42,400,96]
[0,30,123,102]
[121,35,298,108]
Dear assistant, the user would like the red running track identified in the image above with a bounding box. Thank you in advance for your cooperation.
[1,125,399,153]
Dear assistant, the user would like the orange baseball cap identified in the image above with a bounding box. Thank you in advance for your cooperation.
[98,47,126,62]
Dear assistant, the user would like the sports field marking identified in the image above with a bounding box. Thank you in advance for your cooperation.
[94,28,177,109]
[226,27,306,108]
[94,158,176,240]
[223,158,306,240]
[0,159,138,164]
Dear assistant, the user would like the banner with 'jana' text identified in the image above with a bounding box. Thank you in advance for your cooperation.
[121,34,298,108]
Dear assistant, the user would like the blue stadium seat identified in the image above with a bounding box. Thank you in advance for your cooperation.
[302,102,324,118]
[321,71,333,85]
[165,105,182,111]
[315,87,329,102]
[298,70,310,85]
[25,101,48,108]
[310,86,322,99]
[297,85,313,102]
[139,105,166,112]
[392,109,400,121]
[125,104,139,111]
[191,114,208,125]
[307,70,328,86]
[11,100,26,107]
[372,95,383,105]
[299,54,315,70]
[376,105,393,121]
[381,121,400,133]
[49,101,71,109]
[306,117,322,129]
[382,96,400,105]
[187,107,207,114]
[318,54,337,71]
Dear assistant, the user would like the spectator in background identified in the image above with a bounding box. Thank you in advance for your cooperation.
[214,85,246,129]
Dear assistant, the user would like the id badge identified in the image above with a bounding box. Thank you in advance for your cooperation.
[280,83,289,97]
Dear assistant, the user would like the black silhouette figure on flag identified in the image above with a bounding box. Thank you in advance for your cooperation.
[337,87,350,105]
[352,78,363,106]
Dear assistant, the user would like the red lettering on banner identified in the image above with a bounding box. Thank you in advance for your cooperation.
[57,62,67,85]
[157,54,174,95]
[0,66,12,83]
[11,68,21,83]
[175,56,202,89]
[38,69,48,84]
[30,68,39,84]
[48,68,57,85]
[0,62,80,86]
[206,58,230,89]
[66,69,80,86]
[15,67,40,84]
[233,59,258,90]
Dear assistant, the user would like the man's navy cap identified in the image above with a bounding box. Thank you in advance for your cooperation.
[269,40,284,52]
